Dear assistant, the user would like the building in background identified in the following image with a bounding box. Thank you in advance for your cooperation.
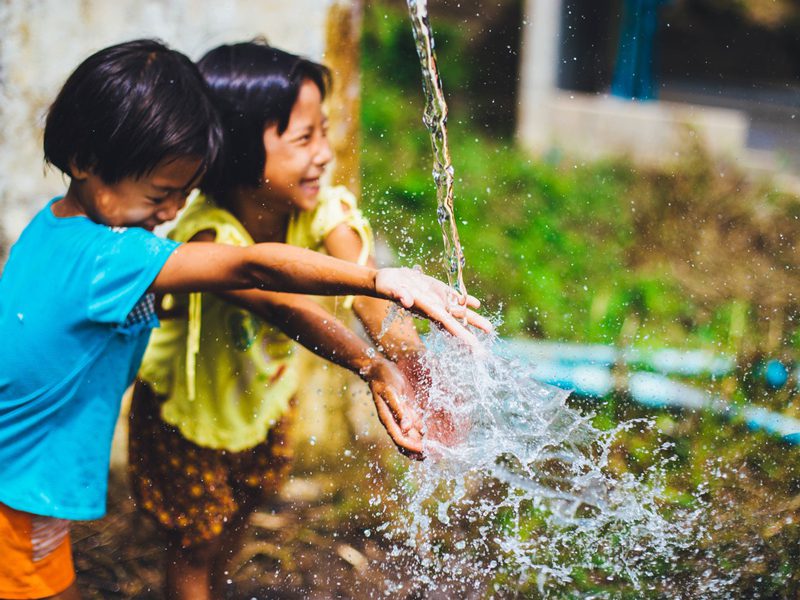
[518,0,800,189]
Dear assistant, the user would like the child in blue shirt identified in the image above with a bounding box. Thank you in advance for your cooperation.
[0,39,489,600]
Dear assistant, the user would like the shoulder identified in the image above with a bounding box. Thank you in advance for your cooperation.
[317,185,359,213]
[171,192,253,247]
[92,226,179,267]
[310,186,363,229]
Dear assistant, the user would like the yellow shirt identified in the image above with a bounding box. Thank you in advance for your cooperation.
[138,186,373,451]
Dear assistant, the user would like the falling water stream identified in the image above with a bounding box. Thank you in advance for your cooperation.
[406,0,467,301]
[369,2,731,596]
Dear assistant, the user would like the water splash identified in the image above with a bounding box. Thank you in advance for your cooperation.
[373,329,723,596]
[397,2,731,595]
[406,0,467,302]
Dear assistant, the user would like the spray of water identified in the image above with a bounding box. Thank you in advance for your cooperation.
[372,328,721,596]
[390,2,734,596]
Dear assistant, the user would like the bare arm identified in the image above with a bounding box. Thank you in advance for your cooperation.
[150,239,492,346]
[218,286,379,377]
[171,230,423,456]
[218,286,424,457]
[151,241,376,296]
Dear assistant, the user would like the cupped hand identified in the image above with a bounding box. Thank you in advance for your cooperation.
[361,357,425,460]
[398,355,468,450]
[374,268,493,348]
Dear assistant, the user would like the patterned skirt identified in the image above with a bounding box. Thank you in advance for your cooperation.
[128,381,294,548]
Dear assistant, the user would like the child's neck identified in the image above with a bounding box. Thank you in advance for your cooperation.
[226,188,289,243]
[53,183,89,218]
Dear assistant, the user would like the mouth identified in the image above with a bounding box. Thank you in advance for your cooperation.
[299,177,321,196]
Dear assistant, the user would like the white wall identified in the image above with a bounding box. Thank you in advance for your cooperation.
[516,0,751,174]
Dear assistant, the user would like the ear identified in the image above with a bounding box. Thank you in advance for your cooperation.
[68,159,91,181]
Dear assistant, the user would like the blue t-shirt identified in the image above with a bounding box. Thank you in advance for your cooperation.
[0,198,180,520]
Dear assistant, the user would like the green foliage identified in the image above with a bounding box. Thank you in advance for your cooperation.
[362,16,693,344]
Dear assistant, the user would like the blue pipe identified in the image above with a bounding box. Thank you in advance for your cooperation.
[504,343,800,444]
[504,340,735,377]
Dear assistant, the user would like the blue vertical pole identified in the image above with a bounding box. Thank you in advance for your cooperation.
[611,0,667,100]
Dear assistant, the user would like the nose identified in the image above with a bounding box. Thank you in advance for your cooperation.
[156,195,186,223]
[314,135,333,168]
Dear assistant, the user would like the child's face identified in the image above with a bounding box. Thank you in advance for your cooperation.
[261,79,332,212]
[74,157,202,230]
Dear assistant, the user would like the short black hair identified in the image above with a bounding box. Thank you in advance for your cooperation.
[44,39,223,184]
[196,39,331,195]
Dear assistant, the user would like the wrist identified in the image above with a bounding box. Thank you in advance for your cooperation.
[356,352,389,382]
[371,267,383,299]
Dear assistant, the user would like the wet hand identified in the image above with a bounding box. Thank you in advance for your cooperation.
[374,267,493,348]
[361,357,424,460]
[400,356,467,450]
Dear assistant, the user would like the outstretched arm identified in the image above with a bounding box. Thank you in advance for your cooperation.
[150,241,491,346]
[216,286,423,457]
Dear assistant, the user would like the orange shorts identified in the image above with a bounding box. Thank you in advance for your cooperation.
[0,503,75,599]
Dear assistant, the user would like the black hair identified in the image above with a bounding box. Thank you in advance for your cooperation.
[196,39,331,195]
[44,39,223,184]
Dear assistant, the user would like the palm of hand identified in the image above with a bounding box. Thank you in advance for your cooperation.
[366,360,424,459]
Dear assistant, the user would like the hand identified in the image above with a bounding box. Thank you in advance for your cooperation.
[396,354,467,450]
[395,353,430,405]
[360,357,424,460]
[374,268,493,348]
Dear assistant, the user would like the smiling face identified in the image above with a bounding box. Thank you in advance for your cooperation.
[260,79,333,213]
[66,157,203,230]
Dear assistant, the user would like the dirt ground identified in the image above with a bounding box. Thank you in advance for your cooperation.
[72,468,413,600]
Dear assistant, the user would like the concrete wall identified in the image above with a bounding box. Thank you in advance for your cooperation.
[522,92,749,164]
[0,0,361,257]
[517,0,750,167]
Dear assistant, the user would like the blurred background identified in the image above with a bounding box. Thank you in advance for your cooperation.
[361,1,800,596]
[2,0,800,597]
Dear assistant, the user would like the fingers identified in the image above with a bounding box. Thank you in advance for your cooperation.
[373,394,424,457]
[378,267,492,342]
[463,308,493,334]
[445,302,492,335]
[370,375,425,457]
[448,291,480,310]
[412,298,482,348]
[440,318,482,349]
[379,382,415,433]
